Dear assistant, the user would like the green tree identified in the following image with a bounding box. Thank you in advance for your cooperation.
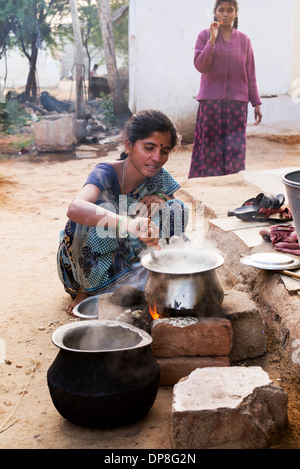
[61,1,129,103]
[0,15,12,62]
[76,0,129,99]
[0,0,70,102]
[97,0,131,122]
[70,0,85,118]
[0,3,15,92]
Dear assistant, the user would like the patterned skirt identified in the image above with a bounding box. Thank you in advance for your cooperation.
[188,99,248,178]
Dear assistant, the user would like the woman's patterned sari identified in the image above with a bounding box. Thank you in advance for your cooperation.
[57,163,188,298]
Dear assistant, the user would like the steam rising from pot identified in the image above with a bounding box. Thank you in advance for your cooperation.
[53,321,151,353]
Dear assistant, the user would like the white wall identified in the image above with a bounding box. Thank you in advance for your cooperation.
[291,0,300,86]
[60,41,127,80]
[129,0,202,137]
[238,0,294,96]
[0,41,127,92]
[129,0,300,139]
[0,49,61,89]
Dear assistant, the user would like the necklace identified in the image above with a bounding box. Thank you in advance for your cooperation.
[121,159,126,193]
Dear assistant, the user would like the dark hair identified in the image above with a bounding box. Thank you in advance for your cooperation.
[121,110,178,158]
[213,0,239,29]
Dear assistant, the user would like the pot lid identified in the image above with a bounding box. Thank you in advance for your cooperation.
[240,252,300,271]
[141,249,224,275]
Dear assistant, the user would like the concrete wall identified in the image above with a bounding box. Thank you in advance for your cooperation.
[0,42,127,92]
[128,0,300,139]
[59,42,127,81]
[0,49,61,90]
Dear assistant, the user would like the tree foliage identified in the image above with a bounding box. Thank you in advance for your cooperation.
[0,0,70,102]
[98,0,130,121]
[0,0,130,110]
[63,0,129,76]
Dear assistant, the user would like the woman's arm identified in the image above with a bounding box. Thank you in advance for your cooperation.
[245,40,262,126]
[194,27,217,73]
[67,184,161,248]
[246,40,262,108]
[67,184,108,226]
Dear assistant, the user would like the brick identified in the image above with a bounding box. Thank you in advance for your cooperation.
[151,317,232,358]
[157,356,230,385]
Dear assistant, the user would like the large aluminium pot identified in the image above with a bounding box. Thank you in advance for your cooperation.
[283,170,300,241]
[47,320,160,428]
[141,249,224,317]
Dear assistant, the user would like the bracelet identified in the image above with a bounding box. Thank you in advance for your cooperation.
[154,192,168,202]
[117,216,130,238]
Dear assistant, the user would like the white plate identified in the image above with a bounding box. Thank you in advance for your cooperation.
[241,252,300,271]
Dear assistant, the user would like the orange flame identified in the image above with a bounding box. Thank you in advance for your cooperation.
[149,303,161,320]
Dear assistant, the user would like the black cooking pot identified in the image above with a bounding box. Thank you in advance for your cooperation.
[47,320,160,428]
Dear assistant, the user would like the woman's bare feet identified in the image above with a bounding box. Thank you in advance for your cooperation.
[66,290,89,316]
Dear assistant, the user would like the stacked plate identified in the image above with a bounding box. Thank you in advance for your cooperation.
[240,252,300,271]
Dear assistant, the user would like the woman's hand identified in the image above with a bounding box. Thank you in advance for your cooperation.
[125,216,161,249]
[131,193,170,219]
[254,105,263,126]
[209,21,221,46]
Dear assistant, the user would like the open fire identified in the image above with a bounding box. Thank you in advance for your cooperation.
[149,303,161,320]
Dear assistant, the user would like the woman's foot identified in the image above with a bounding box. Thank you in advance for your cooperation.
[66,290,89,316]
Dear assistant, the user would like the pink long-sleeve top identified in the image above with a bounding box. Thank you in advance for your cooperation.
[194,28,261,107]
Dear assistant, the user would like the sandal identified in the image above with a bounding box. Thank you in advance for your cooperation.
[227,193,291,221]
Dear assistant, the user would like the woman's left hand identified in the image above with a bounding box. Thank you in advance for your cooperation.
[131,193,170,218]
[254,104,263,125]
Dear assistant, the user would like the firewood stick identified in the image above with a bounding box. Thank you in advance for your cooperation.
[279,270,300,280]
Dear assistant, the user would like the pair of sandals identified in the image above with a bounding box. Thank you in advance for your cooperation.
[228,193,293,221]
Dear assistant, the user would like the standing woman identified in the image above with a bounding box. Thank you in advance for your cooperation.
[57,110,188,315]
[188,0,262,178]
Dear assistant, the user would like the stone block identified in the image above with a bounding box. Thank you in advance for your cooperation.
[157,356,230,386]
[151,317,232,358]
[33,114,76,152]
[221,290,266,361]
[171,367,288,449]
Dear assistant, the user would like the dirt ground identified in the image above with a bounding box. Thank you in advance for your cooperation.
[0,122,300,449]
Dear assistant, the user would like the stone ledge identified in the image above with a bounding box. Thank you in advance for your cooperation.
[171,367,288,449]
[221,289,266,362]
[208,221,300,373]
